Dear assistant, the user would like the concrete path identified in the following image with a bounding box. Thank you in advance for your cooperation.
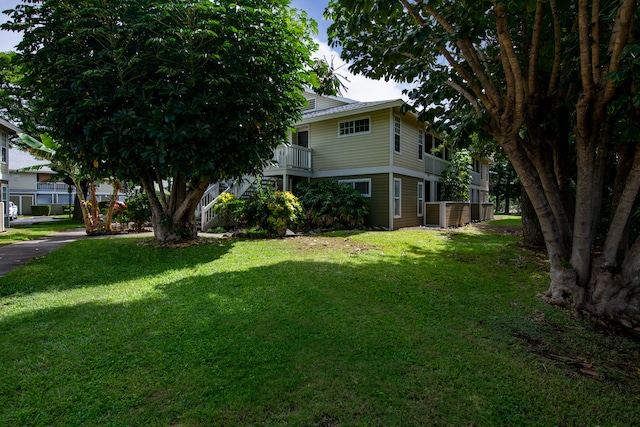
[1,219,225,277]
[0,228,91,276]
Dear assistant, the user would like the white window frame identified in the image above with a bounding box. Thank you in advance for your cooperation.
[339,116,371,137]
[418,129,424,160]
[393,115,401,153]
[1,132,7,164]
[339,178,372,197]
[417,182,424,217]
[393,178,402,218]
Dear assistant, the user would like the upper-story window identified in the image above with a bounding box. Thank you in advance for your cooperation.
[1,132,7,164]
[394,116,401,153]
[294,127,309,148]
[418,129,424,160]
[339,117,370,136]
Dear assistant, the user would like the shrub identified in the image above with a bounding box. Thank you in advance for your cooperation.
[119,193,151,232]
[440,149,473,201]
[296,180,369,229]
[31,205,51,216]
[239,185,303,237]
[213,192,242,230]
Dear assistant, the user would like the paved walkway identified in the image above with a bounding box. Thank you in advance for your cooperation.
[1,218,224,277]
[0,228,93,276]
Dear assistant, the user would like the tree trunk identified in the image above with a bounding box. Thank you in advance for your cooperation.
[521,187,544,247]
[72,180,89,221]
[140,174,210,244]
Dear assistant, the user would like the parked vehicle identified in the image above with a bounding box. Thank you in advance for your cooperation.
[8,201,18,220]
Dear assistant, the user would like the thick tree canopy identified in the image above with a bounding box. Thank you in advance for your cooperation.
[327,0,640,327]
[2,0,315,242]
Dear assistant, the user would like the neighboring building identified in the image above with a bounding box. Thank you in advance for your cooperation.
[9,146,125,216]
[1,118,22,229]
[200,91,492,231]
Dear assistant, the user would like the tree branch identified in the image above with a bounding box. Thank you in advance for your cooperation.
[418,2,503,110]
[547,0,563,97]
[446,80,482,117]
[578,0,594,95]
[494,2,526,126]
[602,144,640,264]
[527,1,545,96]
[602,0,636,104]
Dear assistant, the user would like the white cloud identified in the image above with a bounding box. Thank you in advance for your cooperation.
[312,39,411,103]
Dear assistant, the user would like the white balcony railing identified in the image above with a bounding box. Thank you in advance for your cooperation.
[267,145,312,171]
[36,182,70,192]
[424,154,449,176]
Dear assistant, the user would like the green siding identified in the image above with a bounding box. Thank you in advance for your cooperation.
[393,109,427,173]
[309,110,391,172]
[392,175,425,230]
[307,174,390,229]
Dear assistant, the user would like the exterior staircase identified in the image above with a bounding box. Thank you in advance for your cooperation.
[196,175,282,231]
[196,176,258,231]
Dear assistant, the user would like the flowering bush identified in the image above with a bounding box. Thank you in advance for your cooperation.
[240,186,303,237]
[213,192,241,230]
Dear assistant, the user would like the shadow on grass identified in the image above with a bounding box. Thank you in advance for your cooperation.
[2,250,639,426]
[0,236,235,297]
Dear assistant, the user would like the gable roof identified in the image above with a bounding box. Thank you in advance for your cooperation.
[8,147,54,173]
[0,118,22,134]
[300,99,407,123]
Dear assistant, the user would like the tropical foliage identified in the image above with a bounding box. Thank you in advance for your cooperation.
[296,180,369,229]
[326,0,640,327]
[2,0,316,243]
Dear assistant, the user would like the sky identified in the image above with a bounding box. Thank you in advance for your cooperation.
[0,0,409,102]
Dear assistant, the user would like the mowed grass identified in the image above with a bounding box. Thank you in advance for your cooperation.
[0,219,84,246]
[1,223,638,426]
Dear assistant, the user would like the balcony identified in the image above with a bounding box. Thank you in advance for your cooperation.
[36,182,70,192]
[424,154,449,176]
[266,145,312,174]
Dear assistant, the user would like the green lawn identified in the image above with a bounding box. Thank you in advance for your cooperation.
[0,224,638,426]
[0,218,84,246]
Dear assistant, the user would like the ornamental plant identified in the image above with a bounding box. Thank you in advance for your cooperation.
[240,185,303,237]
[213,192,241,230]
[296,180,369,229]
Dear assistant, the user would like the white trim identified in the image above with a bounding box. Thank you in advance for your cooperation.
[338,178,372,197]
[338,116,371,137]
[418,128,424,161]
[393,178,402,218]
[393,115,402,154]
[313,166,391,178]
[0,118,22,134]
[417,181,424,217]
[299,100,404,124]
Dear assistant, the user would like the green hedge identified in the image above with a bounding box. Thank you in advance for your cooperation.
[31,205,51,216]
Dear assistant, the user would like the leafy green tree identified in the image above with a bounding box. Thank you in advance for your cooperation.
[327,1,640,327]
[3,0,315,243]
[440,149,472,202]
[489,153,520,214]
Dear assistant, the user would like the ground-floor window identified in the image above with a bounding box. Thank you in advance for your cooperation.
[36,194,53,204]
[417,182,424,217]
[393,178,401,218]
[339,178,371,197]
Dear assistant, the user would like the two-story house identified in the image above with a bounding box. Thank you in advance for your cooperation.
[9,146,125,216]
[1,118,22,229]
[199,91,492,231]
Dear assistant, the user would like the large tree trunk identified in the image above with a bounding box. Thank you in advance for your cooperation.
[521,187,544,247]
[140,173,210,244]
